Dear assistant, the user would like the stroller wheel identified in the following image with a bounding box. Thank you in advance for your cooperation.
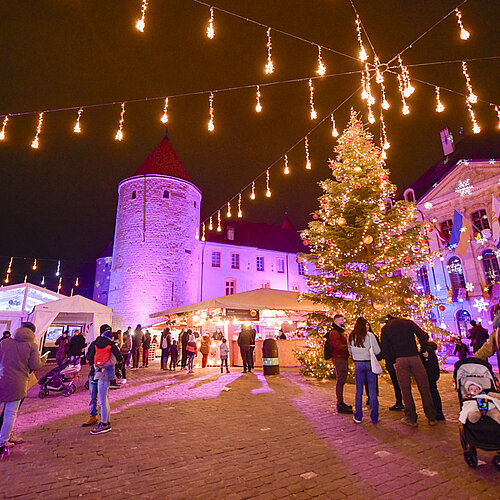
[493,454,500,471]
[38,389,47,399]
[62,387,72,397]
[70,384,77,394]
[85,381,89,390]
[464,448,478,468]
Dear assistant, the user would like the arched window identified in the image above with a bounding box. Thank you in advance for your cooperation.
[416,266,431,294]
[482,249,500,285]
[163,190,169,199]
[447,257,466,290]
[456,309,471,338]
[131,190,136,199]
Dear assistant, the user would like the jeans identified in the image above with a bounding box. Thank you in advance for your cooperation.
[121,352,131,378]
[170,355,178,370]
[240,346,252,371]
[0,400,21,447]
[332,357,348,404]
[221,358,229,372]
[131,346,141,368]
[187,353,195,371]
[161,348,170,369]
[89,375,98,417]
[354,361,379,423]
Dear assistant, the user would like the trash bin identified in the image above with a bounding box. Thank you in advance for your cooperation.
[262,338,279,375]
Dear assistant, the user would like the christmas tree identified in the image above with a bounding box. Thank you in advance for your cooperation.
[296,111,445,379]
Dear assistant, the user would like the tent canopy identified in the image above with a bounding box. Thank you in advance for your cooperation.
[0,282,61,314]
[151,288,324,318]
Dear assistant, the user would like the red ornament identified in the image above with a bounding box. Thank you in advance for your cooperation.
[336,176,342,182]
[307,280,312,286]
[427,226,433,232]
[365,141,371,146]
[342,269,350,276]
[422,238,429,245]
[383,175,389,180]
[390,187,396,193]
[355,183,361,189]
[303,240,309,246]
[296,258,301,263]
[400,205,407,211]
[355,122,361,128]
[404,257,411,264]
[439,305,446,312]
[347,139,352,144]
[315,264,321,269]
[327,239,333,245]
[313,214,319,220]
[327,286,333,293]
[404,298,411,304]
[322,199,328,205]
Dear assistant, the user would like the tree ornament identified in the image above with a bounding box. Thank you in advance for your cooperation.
[335,176,342,182]
[363,235,373,245]
[355,183,361,190]
[373,301,384,311]
[404,257,411,264]
[322,199,328,205]
[404,298,411,304]
[342,269,350,276]
[337,217,347,226]
[326,286,333,293]
[313,214,319,220]
[355,122,361,128]
[400,205,407,211]
[353,167,362,173]
[439,305,446,311]
[303,240,309,246]
[296,257,302,263]
[315,264,321,269]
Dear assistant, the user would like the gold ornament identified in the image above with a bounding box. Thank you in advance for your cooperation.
[337,217,347,226]
[363,235,373,245]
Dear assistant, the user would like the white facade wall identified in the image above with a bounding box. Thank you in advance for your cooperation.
[107,174,202,329]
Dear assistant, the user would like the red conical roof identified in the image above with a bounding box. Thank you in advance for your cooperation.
[133,134,192,182]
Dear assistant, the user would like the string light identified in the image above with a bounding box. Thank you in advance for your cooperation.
[455,9,470,40]
[209,216,213,230]
[265,28,274,74]
[207,7,215,39]
[73,108,83,133]
[4,274,9,284]
[435,87,445,112]
[355,16,368,62]
[375,57,384,84]
[361,68,368,101]
[0,116,9,140]
[237,193,242,218]
[255,86,262,113]
[32,259,37,271]
[208,92,215,132]
[462,61,477,103]
[466,100,481,134]
[217,210,222,231]
[305,136,311,170]
[57,277,62,293]
[309,79,317,119]
[495,106,500,129]
[284,154,290,174]
[6,257,13,274]
[250,181,256,200]
[56,260,61,277]
[381,84,390,110]
[227,201,232,218]
[115,103,125,141]
[31,112,44,149]
[135,0,148,32]
[71,288,74,297]
[398,56,414,97]
[330,114,339,137]
[316,46,326,76]
[397,74,410,115]
[75,277,79,287]
[265,169,272,197]
[41,276,45,286]
[24,275,27,284]
[160,97,169,124]
[380,113,390,151]
[201,223,206,241]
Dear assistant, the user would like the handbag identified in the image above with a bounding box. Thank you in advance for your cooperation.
[368,334,382,375]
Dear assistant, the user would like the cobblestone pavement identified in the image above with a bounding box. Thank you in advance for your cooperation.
[3,363,500,499]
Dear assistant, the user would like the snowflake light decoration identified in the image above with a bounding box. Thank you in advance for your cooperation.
[436,284,442,292]
[473,297,488,313]
[465,282,474,292]
[475,234,487,245]
[495,250,500,259]
[455,179,474,196]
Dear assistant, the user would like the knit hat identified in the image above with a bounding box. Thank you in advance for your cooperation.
[464,380,482,392]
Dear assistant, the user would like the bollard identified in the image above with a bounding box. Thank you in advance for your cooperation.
[262,338,279,375]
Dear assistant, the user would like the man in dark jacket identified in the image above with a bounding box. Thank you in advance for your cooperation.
[141,330,151,368]
[326,314,352,414]
[160,328,171,370]
[83,324,122,435]
[131,324,144,369]
[421,342,445,421]
[180,329,189,370]
[0,331,11,341]
[238,326,254,373]
[381,316,437,426]
[68,329,86,365]
[467,320,489,353]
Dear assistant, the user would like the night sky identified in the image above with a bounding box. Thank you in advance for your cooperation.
[1,0,499,293]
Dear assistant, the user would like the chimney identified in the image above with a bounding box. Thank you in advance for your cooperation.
[440,128,455,156]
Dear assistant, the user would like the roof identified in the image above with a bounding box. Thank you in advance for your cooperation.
[408,133,500,201]
[205,219,306,253]
[132,132,192,182]
[0,283,62,314]
[150,288,324,318]
[33,294,112,313]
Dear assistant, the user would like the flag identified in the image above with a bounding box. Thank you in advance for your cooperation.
[449,210,471,256]
[433,223,449,246]
[492,194,500,249]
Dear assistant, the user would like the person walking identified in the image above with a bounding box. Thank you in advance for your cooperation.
[84,324,122,435]
[381,315,437,426]
[131,324,143,369]
[180,329,189,370]
[348,318,380,424]
[169,340,179,371]
[0,322,45,460]
[55,330,70,366]
[467,320,489,353]
[421,341,445,421]
[237,326,253,373]
[220,338,230,373]
[160,328,172,370]
[248,328,256,372]
[200,334,211,368]
[141,330,151,368]
[453,337,470,361]
[186,333,197,373]
[68,329,86,365]
[119,327,132,383]
[325,314,352,414]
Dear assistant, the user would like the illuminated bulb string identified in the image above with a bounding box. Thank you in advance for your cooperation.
[397,74,410,115]
[330,114,339,137]
[466,100,481,134]
[74,108,83,133]
[209,216,213,230]
[265,170,271,197]
[435,87,445,112]
[0,116,8,140]
[265,28,274,74]
[462,61,477,103]
[32,259,37,271]
[56,260,61,277]
[201,223,206,241]
[355,16,368,62]
[284,154,290,174]
[207,7,215,39]
[309,79,317,119]
[217,210,222,231]
[238,193,242,218]
[316,46,326,76]
[398,56,414,97]
[250,181,256,200]
[495,106,500,129]
[31,112,44,149]
[136,0,148,32]
[305,136,311,170]
[227,201,231,218]
[208,92,215,131]
[161,97,168,124]
[115,103,125,141]
[455,9,470,40]
[255,86,262,112]
[58,277,62,293]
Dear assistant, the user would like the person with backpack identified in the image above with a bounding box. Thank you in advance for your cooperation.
[83,324,122,435]
[186,332,197,373]
[160,328,171,370]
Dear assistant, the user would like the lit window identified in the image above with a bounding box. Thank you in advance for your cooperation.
[225,279,236,295]
[447,257,466,290]
[212,251,221,268]
[260,282,270,288]
[163,190,169,199]
[298,262,305,275]
[472,209,490,232]
[131,190,136,199]
[256,256,264,272]
[231,253,240,269]
[482,250,500,285]
[277,258,285,273]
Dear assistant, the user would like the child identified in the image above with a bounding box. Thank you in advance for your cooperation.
[459,380,500,425]
[220,338,230,374]
[421,341,445,420]
[453,337,470,361]
[169,340,179,371]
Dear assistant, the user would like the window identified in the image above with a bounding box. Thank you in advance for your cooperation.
[260,281,270,288]
[211,251,221,268]
[440,219,453,241]
[131,190,136,199]
[227,227,235,241]
[277,258,285,273]
[472,209,490,232]
[231,253,240,270]
[194,201,197,208]
[482,249,500,285]
[298,261,305,275]
[456,310,471,338]
[256,256,264,272]
[225,279,236,295]
[163,190,169,199]
[404,189,415,203]
[447,257,466,290]
[416,266,431,294]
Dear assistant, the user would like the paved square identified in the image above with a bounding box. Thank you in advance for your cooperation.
[2,364,499,499]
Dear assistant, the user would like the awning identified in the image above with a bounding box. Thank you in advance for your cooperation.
[150,288,324,318]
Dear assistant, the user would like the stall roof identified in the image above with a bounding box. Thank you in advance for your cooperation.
[0,282,62,313]
[150,288,324,318]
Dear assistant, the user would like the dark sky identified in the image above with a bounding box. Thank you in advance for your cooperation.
[1,0,499,287]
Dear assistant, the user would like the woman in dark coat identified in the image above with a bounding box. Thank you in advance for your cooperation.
[55,331,70,366]
[421,341,444,420]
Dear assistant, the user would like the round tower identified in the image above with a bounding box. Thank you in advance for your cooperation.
[107,133,202,329]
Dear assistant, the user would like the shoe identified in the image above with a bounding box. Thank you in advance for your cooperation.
[226,370,230,373]
[90,422,112,435]
[242,370,247,373]
[188,370,194,374]
[119,379,127,384]
[400,417,418,427]
[0,446,10,460]
[428,420,438,426]
[82,416,98,427]
[8,434,24,445]
[389,404,404,411]
[337,404,353,415]
[109,383,121,390]
[436,415,446,421]
[371,420,379,424]
[248,370,252,374]
[353,417,362,424]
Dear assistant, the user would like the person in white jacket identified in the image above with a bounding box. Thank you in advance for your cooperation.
[348,317,381,424]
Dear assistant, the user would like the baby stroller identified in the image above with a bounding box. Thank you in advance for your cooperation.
[38,360,81,398]
[453,358,500,470]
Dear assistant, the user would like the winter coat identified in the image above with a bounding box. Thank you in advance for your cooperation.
[186,340,197,355]
[421,345,440,382]
[0,327,44,402]
[181,331,189,348]
[143,332,151,349]
[55,335,70,361]
[237,328,253,347]
[328,324,349,360]
[200,336,211,355]
[132,328,144,348]
[170,344,179,358]
[468,325,489,351]
[219,343,229,359]
[120,331,132,354]
[86,335,123,377]
[381,318,429,365]
[161,332,171,350]
[476,328,500,370]
[68,333,86,357]
[348,332,381,362]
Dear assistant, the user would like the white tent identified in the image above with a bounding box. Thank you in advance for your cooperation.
[29,295,113,345]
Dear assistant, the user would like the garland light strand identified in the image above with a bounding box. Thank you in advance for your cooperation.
[309,79,317,119]
[226,201,231,218]
[330,114,339,137]
[238,193,242,218]
[115,103,125,141]
[0,116,9,141]
[217,210,222,231]
[466,100,481,134]
[206,7,215,39]
[455,9,470,40]
[255,86,262,113]
[74,108,83,133]
[462,61,477,103]
[161,97,169,124]
[305,136,311,170]
[495,106,500,129]
[208,92,215,132]
[209,216,213,230]
[435,87,445,112]
[355,16,368,62]
[284,154,290,174]
[31,112,44,149]
[32,259,37,271]
[397,74,410,115]
[265,28,274,74]
[201,223,206,241]
[316,46,326,76]
[136,0,148,32]
[250,181,256,200]
[398,56,415,97]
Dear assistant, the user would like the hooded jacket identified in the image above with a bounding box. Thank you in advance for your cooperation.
[120,331,132,354]
[86,335,123,377]
[0,327,44,402]
[132,328,144,348]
